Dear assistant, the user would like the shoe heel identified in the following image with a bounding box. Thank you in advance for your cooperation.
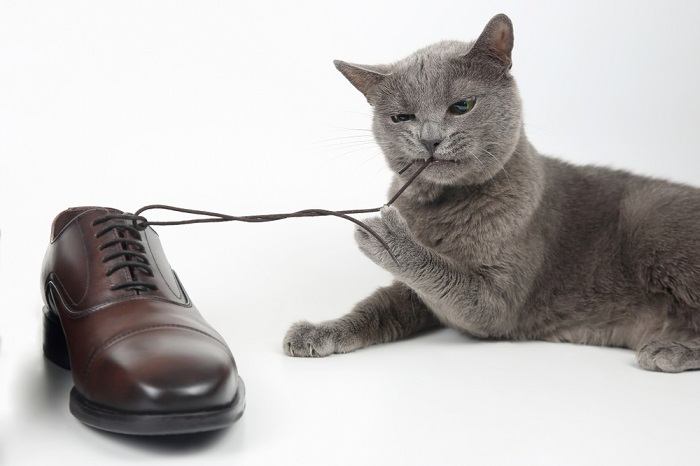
[43,308,71,370]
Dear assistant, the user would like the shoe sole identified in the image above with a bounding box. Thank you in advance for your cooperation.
[43,307,246,436]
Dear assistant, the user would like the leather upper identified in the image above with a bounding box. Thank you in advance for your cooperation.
[42,207,238,412]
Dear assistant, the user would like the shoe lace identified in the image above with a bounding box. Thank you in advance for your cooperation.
[86,156,432,285]
[129,158,435,266]
[92,214,158,292]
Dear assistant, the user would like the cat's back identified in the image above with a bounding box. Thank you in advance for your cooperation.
[537,157,635,246]
[540,155,700,232]
[535,155,700,281]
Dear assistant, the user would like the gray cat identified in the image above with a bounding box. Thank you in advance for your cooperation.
[283,13,700,372]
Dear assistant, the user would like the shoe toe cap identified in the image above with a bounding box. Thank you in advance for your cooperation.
[83,328,238,413]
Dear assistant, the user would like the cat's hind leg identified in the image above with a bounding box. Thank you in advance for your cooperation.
[637,338,700,372]
[283,281,440,357]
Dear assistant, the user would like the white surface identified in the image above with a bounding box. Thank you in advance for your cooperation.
[1,1,700,465]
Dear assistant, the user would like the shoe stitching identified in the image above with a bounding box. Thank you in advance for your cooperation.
[46,280,192,319]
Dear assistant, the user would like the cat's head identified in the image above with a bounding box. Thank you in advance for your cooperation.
[335,14,522,186]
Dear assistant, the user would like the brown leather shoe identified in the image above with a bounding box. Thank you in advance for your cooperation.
[41,206,245,435]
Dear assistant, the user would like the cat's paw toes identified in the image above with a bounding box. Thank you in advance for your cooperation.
[354,206,416,272]
[354,218,395,268]
[380,205,410,234]
[637,341,697,373]
[283,321,338,358]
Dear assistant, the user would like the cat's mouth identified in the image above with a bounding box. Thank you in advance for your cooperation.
[425,157,464,172]
[400,157,461,167]
[395,157,464,181]
[431,158,461,165]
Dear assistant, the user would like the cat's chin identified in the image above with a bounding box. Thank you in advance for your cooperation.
[421,169,500,187]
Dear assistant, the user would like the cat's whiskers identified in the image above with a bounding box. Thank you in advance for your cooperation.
[335,146,383,158]
[313,135,376,145]
[330,126,374,132]
[477,146,515,193]
[312,132,386,157]
[462,147,488,173]
[315,140,379,150]
[314,134,377,143]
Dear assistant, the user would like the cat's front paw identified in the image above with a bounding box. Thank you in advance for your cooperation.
[354,205,421,274]
[283,321,339,357]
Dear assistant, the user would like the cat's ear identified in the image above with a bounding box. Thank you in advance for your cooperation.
[334,60,390,105]
[467,13,514,69]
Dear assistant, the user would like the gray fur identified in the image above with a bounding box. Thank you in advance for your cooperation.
[284,14,700,372]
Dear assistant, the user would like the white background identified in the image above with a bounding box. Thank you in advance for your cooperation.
[1,1,700,465]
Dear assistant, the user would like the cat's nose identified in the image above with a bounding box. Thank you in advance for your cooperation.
[420,137,442,155]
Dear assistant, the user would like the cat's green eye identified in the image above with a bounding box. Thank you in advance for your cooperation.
[448,97,476,115]
[391,114,415,123]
